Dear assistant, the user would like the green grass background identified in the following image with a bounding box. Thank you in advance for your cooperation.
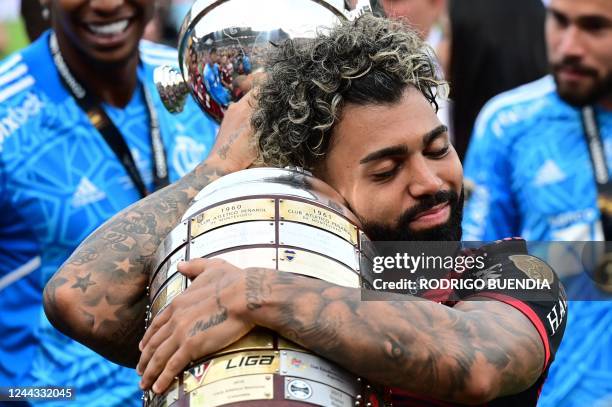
[2,18,30,58]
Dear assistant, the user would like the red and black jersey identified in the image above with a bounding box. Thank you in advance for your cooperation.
[389,238,567,406]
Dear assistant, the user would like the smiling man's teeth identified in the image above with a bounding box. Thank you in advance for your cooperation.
[87,19,129,35]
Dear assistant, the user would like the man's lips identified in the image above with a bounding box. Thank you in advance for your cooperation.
[409,202,451,226]
[556,67,595,82]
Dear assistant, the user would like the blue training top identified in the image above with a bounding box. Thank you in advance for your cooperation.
[203,63,231,107]
[0,31,218,406]
[463,76,612,407]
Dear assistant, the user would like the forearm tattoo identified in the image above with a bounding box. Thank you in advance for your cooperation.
[247,269,543,401]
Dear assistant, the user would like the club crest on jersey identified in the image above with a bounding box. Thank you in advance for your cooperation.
[0,93,44,151]
[509,255,555,285]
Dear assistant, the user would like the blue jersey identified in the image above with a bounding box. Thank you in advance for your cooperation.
[203,63,231,107]
[0,31,218,406]
[463,76,612,407]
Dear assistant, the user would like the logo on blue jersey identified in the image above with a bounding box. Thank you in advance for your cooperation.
[0,92,43,150]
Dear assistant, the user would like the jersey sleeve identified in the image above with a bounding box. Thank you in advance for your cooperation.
[461,104,521,241]
[457,239,567,371]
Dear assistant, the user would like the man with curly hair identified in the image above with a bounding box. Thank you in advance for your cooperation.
[251,14,454,243]
[45,14,565,406]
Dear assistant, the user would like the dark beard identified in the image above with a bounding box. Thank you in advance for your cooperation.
[552,59,612,107]
[361,188,464,242]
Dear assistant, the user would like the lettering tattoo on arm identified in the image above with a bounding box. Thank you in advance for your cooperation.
[44,163,227,366]
[246,269,544,403]
[216,125,245,161]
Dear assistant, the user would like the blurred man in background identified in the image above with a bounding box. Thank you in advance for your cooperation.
[0,0,218,404]
[463,0,612,405]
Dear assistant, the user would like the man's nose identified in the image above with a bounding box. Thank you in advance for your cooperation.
[557,25,586,59]
[406,156,443,198]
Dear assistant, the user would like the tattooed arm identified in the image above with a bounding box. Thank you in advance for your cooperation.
[138,260,547,404]
[247,271,545,404]
[43,97,257,367]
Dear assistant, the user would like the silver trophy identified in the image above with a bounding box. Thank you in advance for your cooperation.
[146,168,381,406]
[155,0,372,121]
[149,1,382,406]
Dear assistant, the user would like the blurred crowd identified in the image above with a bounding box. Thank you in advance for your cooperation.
[0,0,549,161]
[0,0,610,406]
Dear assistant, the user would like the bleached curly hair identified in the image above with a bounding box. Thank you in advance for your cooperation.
[251,13,446,170]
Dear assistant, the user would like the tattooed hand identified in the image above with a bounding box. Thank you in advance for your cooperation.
[137,259,256,393]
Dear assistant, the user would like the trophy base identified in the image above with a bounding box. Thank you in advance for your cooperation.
[145,328,383,407]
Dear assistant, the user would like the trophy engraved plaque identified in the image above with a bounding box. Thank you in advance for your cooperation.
[148,1,383,405]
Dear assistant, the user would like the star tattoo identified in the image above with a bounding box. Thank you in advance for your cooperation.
[71,273,96,293]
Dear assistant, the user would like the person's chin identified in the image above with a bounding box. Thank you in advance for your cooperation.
[554,76,597,106]
[88,42,141,66]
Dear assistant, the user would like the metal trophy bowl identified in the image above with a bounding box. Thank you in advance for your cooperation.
[145,168,380,406]
[154,0,373,121]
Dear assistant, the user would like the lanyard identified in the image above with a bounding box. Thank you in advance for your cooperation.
[49,32,169,198]
[581,106,612,241]
[581,106,612,292]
